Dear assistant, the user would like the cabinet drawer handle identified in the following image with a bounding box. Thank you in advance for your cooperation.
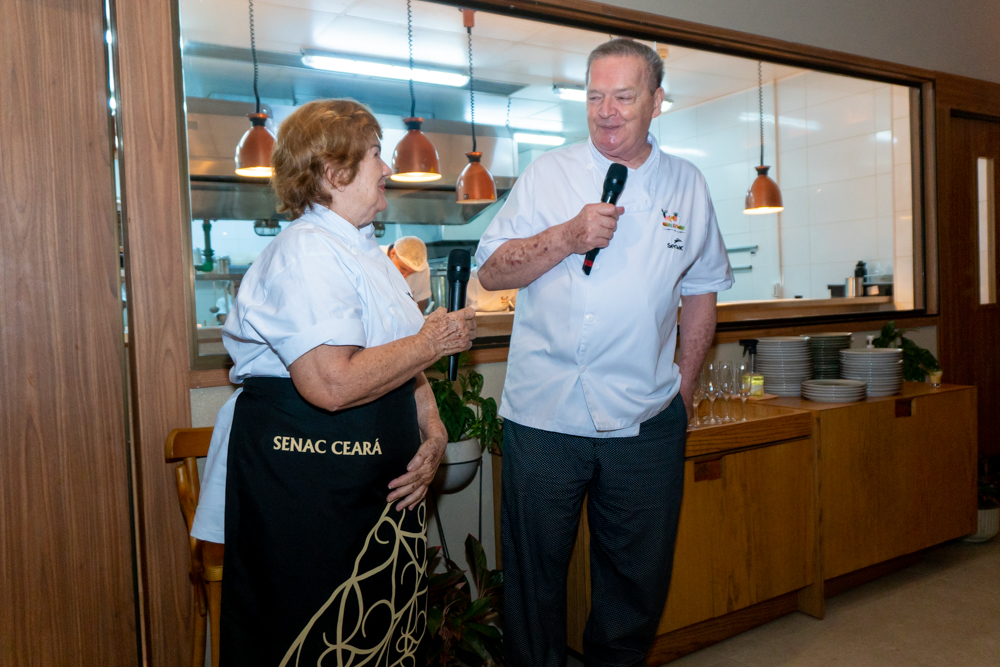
[895,398,913,417]
[694,458,722,482]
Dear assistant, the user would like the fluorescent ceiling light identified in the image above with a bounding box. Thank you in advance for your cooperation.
[661,99,673,112]
[301,51,469,87]
[513,132,566,146]
[554,84,587,102]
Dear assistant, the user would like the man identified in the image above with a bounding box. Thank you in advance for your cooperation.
[386,236,431,311]
[476,39,732,666]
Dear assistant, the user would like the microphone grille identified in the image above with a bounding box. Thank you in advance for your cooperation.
[447,249,472,282]
[605,163,628,192]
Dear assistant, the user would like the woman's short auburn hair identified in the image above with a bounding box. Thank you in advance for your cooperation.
[271,99,382,219]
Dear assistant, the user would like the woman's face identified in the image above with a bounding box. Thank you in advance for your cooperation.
[331,137,391,228]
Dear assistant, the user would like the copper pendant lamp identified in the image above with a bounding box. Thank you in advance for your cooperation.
[235,0,275,178]
[456,10,496,205]
[745,62,783,215]
[390,0,441,183]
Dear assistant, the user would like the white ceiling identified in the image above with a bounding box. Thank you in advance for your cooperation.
[178,0,806,136]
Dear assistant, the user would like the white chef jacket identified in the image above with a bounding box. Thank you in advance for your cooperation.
[405,267,432,304]
[191,205,425,542]
[475,135,733,438]
[380,245,432,305]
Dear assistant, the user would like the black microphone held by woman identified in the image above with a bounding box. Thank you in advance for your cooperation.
[583,162,628,275]
[447,249,472,380]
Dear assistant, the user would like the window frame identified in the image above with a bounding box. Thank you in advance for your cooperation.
[175,0,939,371]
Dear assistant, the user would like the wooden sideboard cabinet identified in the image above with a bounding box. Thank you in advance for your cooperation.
[770,383,978,607]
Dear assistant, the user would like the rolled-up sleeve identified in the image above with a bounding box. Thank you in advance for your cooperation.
[242,252,368,367]
[681,188,734,296]
[475,166,539,267]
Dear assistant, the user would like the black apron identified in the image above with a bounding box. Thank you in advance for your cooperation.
[221,377,427,667]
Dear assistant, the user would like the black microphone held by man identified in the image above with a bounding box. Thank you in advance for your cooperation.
[582,162,628,275]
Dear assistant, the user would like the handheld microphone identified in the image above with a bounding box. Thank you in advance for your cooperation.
[446,249,471,381]
[583,162,628,275]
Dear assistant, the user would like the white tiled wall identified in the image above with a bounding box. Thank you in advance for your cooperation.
[653,72,915,305]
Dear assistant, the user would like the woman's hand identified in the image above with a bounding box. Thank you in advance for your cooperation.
[387,430,447,511]
[418,307,477,359]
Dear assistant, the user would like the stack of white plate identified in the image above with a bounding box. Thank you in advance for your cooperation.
[840,348,904,397]
[757,336,813,397]
[801,379,867,403]
[809,332,853,379]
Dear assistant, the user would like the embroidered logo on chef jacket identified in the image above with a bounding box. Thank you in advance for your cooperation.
[661,210,685,232]
[666,237,685,251]
[271,436,383,455]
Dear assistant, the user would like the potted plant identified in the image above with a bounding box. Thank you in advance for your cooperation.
[967,455,1000,543]
[872,321,940,382]
[426,534,504,666]
[428,355,502,493]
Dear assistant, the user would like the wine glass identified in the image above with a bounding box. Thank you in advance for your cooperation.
[691,377,706,428]
[705,363,719,425]
[738,364,752,422]
[719,362,734,423]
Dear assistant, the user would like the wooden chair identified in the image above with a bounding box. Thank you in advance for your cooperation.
[165,427,223,667]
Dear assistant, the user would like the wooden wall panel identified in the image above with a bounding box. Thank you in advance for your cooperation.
[0,0,138,664]
[114,0,195,662]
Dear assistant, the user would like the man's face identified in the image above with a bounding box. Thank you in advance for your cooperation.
[587,55,663,164]
[388,248,415,278]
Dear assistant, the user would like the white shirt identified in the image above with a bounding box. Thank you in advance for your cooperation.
[191,205,425,542]
[380,245,432,305]
[475,136,733,438]
[405,267,432,304]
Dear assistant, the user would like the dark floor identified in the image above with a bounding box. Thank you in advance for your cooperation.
[568,535,1000,666]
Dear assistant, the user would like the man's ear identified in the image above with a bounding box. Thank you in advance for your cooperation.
[651,87,665,120]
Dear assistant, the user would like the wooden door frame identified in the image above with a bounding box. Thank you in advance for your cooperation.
[933,74,1000,456]
[113,0,984,661]
[114,0,195,663]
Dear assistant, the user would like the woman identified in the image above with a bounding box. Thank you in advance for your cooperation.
[191,99,476,666]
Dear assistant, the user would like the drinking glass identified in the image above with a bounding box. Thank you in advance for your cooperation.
[691,380,706,428]
[705,363,719,425]
[738,364,752,422]
[719,362,734,423]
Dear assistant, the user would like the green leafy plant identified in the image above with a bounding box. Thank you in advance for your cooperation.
[872,321,940,382]
[426,534,504,666]
[428,354,502,454]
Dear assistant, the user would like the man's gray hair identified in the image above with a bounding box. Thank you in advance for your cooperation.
[586,38,664,94]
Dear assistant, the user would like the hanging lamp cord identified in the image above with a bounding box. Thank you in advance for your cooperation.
[407,0,416,118]
[249,0,261,113]
[467,26,477,153]
[757,61,764,167]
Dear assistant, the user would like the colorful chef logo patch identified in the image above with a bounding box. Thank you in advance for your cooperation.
[661,209,685,232]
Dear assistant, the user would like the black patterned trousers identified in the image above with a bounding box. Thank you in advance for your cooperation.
[501,395,688,667]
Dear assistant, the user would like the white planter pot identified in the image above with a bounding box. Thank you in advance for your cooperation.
[965,507,1000,543]
[433,438,482,493]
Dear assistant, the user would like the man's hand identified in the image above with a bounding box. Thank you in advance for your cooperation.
[560,203,624,255]
[387,431,447,511]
